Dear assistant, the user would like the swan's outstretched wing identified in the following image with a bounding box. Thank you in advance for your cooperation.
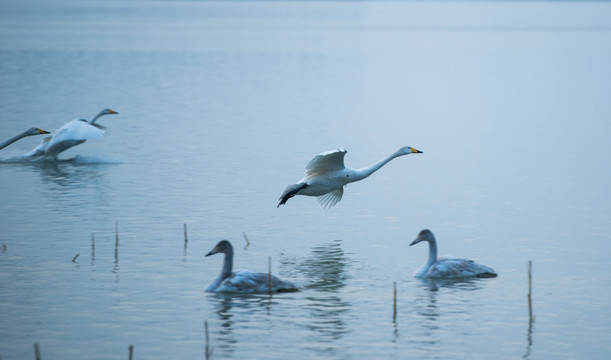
[44,119,106,156]
[316,187,344,208]
[427,257,497,278]
[305,149,347,178]
[51,119,106,143]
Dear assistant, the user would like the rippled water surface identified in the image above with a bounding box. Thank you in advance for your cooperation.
[1,1,611,359]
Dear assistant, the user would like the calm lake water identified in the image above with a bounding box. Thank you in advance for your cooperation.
[1,1,611,359]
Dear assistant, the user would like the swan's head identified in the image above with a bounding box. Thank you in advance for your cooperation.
[410,229,435,246]
[101,108,118,116]
[90,108,119,124]
[206,240,233,257]
[397,146,423,155]
[28,127,50,136]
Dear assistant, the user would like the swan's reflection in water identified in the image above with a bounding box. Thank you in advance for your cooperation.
[206,293,278,358]
[207,288,308,358]
[208,295,238,358]
[30,158,116,233]
[29,156,116,188]
[409,277,490,353]
[295,240,351,355]
[0,155,115,193]
[417,277,488,292]
[1,157,118,233]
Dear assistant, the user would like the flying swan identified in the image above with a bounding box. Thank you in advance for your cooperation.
[278,146,423,208]
[0,127,50,150]
[410,229,497,278]
[25,108,118,159]
[205,240,298,293]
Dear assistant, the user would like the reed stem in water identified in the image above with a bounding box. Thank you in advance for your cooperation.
[393,281,397,323]
[34,342,41,360]
[204,320,212,359]
[268,257,273,295]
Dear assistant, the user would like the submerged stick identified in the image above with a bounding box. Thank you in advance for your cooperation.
[243,232,250,250]
[528,260,534,322]
[34,342,41,360]
[393,281,397,323]
[91,232,95,260]
[128,345,134,360]
[528,260,532,296]
[114,222,119,263]
[523,260,535,359]
[72,254,80,263]
[183,224,189,252]
[204,320,212,359]
[268,256,272,296]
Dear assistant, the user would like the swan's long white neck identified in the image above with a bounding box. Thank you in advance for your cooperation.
[220,248,234,279]
[90,110,108,124]
[352,150,406,181]
[414,237,438,277]
[425,238,438,269]
[0,130,34,150]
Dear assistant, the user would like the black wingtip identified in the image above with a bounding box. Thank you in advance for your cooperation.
[277,194,290,207]
[277,183,308,208]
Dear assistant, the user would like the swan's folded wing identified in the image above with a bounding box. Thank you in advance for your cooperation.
[305,149,347,178]
[428,257,496,278]
[316,187,344,208]
[218,270,298,293]
[220,270,267,293]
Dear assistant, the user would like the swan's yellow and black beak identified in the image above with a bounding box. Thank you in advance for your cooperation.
[37,128,50,134]
[410,147,423,154]
[206,247,219,257]
[108,109,118,115]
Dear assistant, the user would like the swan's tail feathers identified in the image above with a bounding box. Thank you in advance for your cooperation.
[277,183,308,207]
[316,187,344,209]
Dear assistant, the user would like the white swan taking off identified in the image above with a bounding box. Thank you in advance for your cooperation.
[205,240,298,293]
[0,128,50,150]
[278,146,422,208]
[25,108,118,159]
[410,229,497,278]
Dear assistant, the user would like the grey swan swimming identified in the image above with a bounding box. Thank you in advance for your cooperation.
[205,240,298,293]
[410,229,497,278]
